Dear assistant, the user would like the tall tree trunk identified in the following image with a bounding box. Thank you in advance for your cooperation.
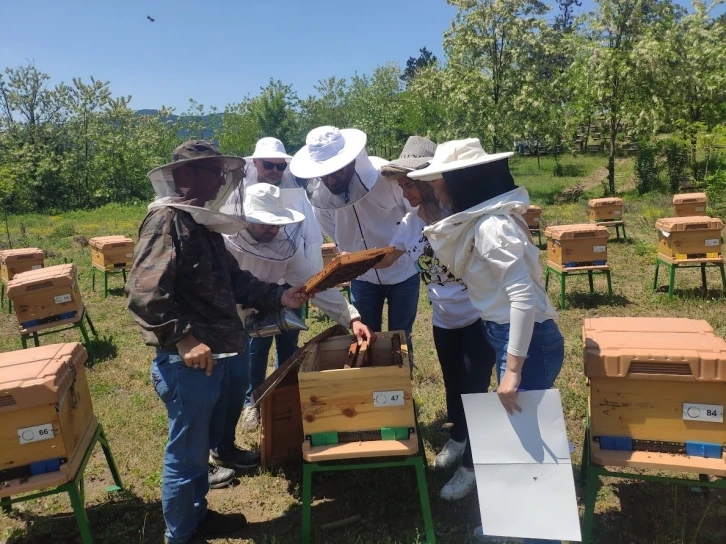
[583,115,592,150]
[689,129,697,178]
[536,143,541,168]
[607,113,617,195]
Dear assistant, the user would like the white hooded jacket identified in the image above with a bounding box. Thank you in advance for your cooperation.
[423,187,557,356]
[312,152,416,285]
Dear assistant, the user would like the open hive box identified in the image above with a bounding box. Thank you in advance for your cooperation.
[0,343,95,485]
[583,317,726,470]
[589,197,624,223]
[89,235,134,270]
[656,216,723,261]
[673,193,707,217]
[304,246,394,294]
[545,224,609,267]
[0,248,45,283]
[320,242,339,269]
[299,330,417,461]
[7,264,83,332]
[522,205,542,230]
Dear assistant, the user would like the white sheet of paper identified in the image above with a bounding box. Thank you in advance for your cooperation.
[462,390,582,542]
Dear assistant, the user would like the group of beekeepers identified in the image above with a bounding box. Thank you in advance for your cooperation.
[126,126,564,544]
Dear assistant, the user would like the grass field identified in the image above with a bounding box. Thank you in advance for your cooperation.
[2,154,725,544]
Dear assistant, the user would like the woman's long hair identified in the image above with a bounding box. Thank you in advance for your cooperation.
[442,159,516,214]
[415,179,443,224]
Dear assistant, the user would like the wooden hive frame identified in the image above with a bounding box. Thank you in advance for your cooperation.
[303,247,395,295]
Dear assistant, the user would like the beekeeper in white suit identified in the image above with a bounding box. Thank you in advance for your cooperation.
[219,183,375,442]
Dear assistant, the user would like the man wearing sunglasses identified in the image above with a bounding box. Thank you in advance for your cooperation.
[234,137,323,432]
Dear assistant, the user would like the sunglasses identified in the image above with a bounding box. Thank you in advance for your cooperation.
[261,160,287,172]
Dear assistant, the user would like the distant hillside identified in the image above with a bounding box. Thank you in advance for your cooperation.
[135,109,222,141]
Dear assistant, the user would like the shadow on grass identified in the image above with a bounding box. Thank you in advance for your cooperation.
[564,293,630,309]
[654,286,725,300]
[106,287,127,298]
[85,335,118,366]
[582,478,726,544]
[2,490,165,544]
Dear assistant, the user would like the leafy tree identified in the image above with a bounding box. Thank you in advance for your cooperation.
[445,0,550,152]
[400,47,438,85]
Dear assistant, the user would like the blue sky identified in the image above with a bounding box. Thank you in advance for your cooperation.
[1,0,721,112]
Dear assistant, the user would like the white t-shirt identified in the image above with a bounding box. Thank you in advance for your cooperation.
[391,212,479,329]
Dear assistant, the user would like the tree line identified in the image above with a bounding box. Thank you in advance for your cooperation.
[1,0,725,213]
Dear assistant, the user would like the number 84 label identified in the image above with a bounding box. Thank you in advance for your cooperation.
[682,403,723,423]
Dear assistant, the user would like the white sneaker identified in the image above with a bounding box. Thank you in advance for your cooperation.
[440,466,477,501]
[240,406,260,432]
[434,438,467,469]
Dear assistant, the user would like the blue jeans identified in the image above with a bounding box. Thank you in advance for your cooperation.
[350,273,420,352]
[244,306,303,408]
[150,351,231,544]
[215,351,249,455]
[482,319,565,544]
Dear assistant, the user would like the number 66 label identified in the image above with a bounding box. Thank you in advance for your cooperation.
[18,423,55,445]
[683,403,723,423]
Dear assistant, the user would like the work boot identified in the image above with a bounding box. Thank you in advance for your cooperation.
[210,446,260,471]
[208,464,235,489]
[197,509,248,538]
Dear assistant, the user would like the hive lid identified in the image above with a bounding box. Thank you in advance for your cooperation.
[673,193,707,205]
[655,216,723,232]
[6,263,76,297]
[589,197,624,207]
[89,235,134,250]
[250,325,347,408]
[304,247,395,294]
[0,248,44,264]
[525,205,542,212]
[321,243,338,254]
[583,317,726,381]
[544,224,610,240]
[0,343,87,409]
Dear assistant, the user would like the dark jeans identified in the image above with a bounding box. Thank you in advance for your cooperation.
[350,273,420,353]
[481,319,565,544]
[433,320,495,468]
[151,351,231,544]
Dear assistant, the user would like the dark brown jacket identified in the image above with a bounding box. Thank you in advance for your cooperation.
[126,207,284,352]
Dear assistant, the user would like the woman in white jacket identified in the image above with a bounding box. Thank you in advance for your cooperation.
[375,136,495,502]
[408,138,564,544]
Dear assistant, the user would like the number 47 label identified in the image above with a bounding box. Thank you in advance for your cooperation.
[373,390,405,407]
[683,403,723,423]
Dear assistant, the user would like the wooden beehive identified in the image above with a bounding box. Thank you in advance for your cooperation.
[584,317,726,459]
[0,248,45,282]
[320,243,339,268]
[7,264,83,331]
[673,193,707,217]
[589,197,624,223]
[656,216,723,260]
[522,205,542,229]
[545,224,609,267]
[252,326,347,467]
[89,235,134,270]
[0,343,95,481]
[298,331,417,460]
